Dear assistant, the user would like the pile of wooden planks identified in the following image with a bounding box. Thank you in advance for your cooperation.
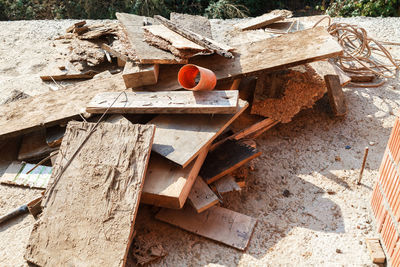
[0,11,351,266]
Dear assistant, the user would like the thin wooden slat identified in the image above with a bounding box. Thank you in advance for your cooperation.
[25,122,155,267]
[234,12,287,31]
[188,176,219,213]
[87,90,239,114]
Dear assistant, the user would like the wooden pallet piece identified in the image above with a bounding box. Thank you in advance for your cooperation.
[87,90,239,114]
[141,26,343,92]
[25,121,155,267]
[325,74,347,116]
[141,149,208,209]
[156,205,257,250]
[0,73,125,140]
[200,139,261,184]
[234,11,289,31]
[366,238,386,263]
[170,12,213,39]
[122,61,159,88]
[188,176,219,213]
[116,13,187,64]
[149,99,248,168]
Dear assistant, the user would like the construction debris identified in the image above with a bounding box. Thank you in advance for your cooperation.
[0,161,52,189]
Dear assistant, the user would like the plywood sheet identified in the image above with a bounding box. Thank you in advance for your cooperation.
[25,122,155,267]
[87,90,239,114]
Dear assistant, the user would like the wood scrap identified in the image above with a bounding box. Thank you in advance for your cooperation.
[131,232,167,265]
[212,175,241,195]
[349,73,376,83]
[366,238,386,264]
[18,130,58,161]
[156,205,257,250]
[234,10,292,31]
[27,196,43,218]
[77,22,119,40]
[148,99,248,168]
[325,74,347,116]
[86,90,239,114]
[25,121,155,267]
[45,126,65,148]
[141,27,343,92]
[142,149,208,209]
[68,38,105,67]
[40,70,98,81]
[188,177,219,213]
[200,139,261,184]
[0,161,52,189]
[122,61,159,88]
[170,12,213,39]
[116,13,187,64]
[154,15,233,58]
[100,43,129,63]
[66,21,86,33]
[309,60,351,86]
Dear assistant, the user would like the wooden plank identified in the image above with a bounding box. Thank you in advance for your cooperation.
[18,130,58,161]
[141,148,208,209]
[141,27,343,92]
[40,70,98,81]
[0,161,52,189]
[170,12,213,39]
[87,90,239,114]
[149,99,248,168]
[25,121,155,267]
[156,205,257,250]
[122,61,159,88]
[0,73,125,140]
[325,74,347,116]
[116,13,187,64]
[188,176,219,213]
[200,139,261,184]
[309,60,351,86]
[143,24,209,58]
[212,175,241,195]
[234,10,290,31]
[366,238,386,263]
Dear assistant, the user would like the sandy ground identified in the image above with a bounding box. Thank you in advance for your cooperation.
[0,17,400,266]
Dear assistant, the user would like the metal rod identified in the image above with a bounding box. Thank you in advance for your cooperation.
[357,147,369,185]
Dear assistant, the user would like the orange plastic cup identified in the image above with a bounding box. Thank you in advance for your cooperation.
[178,64,217,91]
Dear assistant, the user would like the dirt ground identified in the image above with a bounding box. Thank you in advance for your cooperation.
[0,17,400,266]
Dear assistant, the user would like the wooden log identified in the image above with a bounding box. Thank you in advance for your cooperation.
[325,74,347,116]
[122,61,159,88]
[25,122,155,267]
[140,27,343,92]
[148,99,248,168]
[116,13,187,64]
[234,10,291,31]
[154,15,233,58]
[155,205,257,250]
[188,176,219,213]
[86,90,239,114]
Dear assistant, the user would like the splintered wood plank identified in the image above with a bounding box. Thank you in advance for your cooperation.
[325,74,347,116]
[142,27,343,92]
[149,99,248,168]
[200,139,261,184]
[156,205,257,250]
[40,70,98,81]
[234,11,289,31]
[25,121,155,267]
[141,149,208,209]
[0,74,125,140]
[170,12,213,39]
[188,176,219,213]
[366,238,386,263]
[122,61,159,88]
[87,90,239,114]
[116,13,187,64]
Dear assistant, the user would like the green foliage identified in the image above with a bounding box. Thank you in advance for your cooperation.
[327,0,400,17]
[205,0,248,19]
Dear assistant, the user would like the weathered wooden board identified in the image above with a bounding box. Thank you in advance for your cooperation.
[309,60,351,86]
[122,61,159,88]
[200,139,261,184]
[141,149,208,209]
[234,11,288,31]
[25,121,155,267]
[40,70,98,81]
[0,73,125,140]
[18,130,58,161]
[149,99,248,168]
[212,175,241,195]
[116,13,187,64]
[0,161,52,189]
[87,90,239,114]
[141,27,343,92]
[170,12,213,39]
[156,205,257,250]
[325,74,347,116]
[366,238,386,264]
[188,176,219,213]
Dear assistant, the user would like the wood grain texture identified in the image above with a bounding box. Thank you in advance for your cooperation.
[40,70,98,81]
[156,205,257,250]
[122,61,159,88]
[25,121,155,267]
[309,60,351,86]
[170,12,213,39]
[87,90,239,114]
[141,148,208,209]
[325,74,347,116]
[149,99,248,168]
[234,12,285,31]
[116,13,187,64]
[141,27,343,92]
[188,176,219,213]
[0,73,125,140]
[200,139,261,184]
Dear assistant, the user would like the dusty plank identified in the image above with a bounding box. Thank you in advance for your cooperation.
[170,12,213,38]
[188,176,219,213]
[0,161,52,189]
[156,205,256,250]
[366,238,386,263]
[200,139,261,184]
[149,99,248,168]
[40,70,98,81]
[25,121,155,267]
[87,90,239,114]
[234,10,291,31]
[141,149,208,209]
[212,175,241,195]
[309,60,351,86]
[0,73,125,140]
[325,74,347,116]
[141,27,343,92]
[116,13,187,64]
[122,61,159,88]
[18,130,58,161]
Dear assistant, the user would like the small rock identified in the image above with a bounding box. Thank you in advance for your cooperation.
[327,189,336,195]
[283,189,290,198]
[336,248,342,253]
[369,141,375,146]
[359,240,362,245]
[335,156,341,161]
